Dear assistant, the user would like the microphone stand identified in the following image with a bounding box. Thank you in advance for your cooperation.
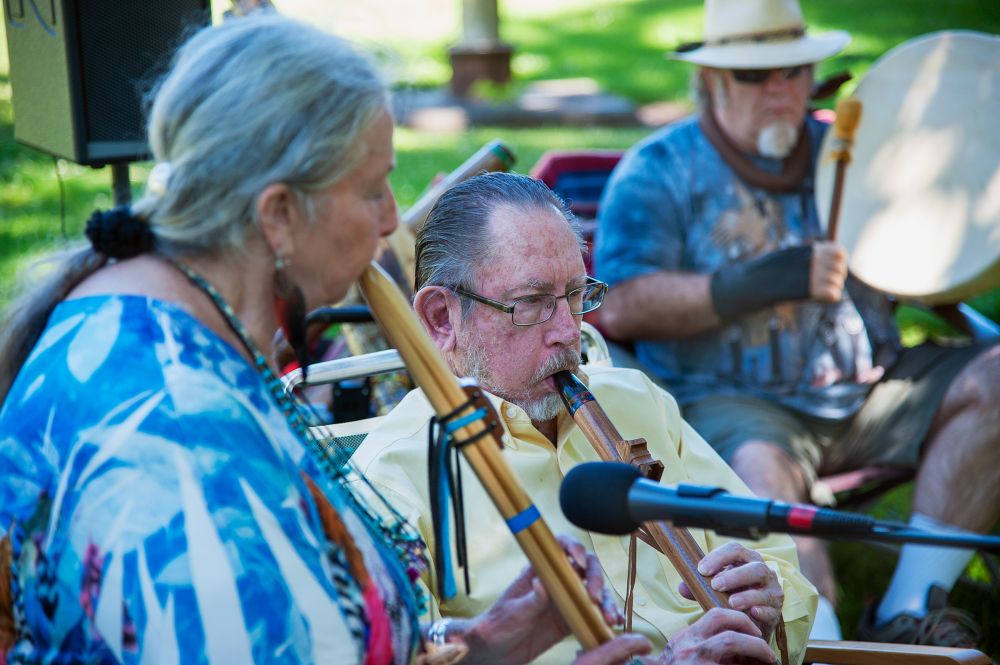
[654,483,1000,553]
[854,524,1000,553]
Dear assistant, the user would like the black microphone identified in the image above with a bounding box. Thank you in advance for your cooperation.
[561,462,1000,552]
[560,462,875,540]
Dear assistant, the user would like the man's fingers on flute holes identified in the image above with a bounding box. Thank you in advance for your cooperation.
[698,541,758,576]
[695,608,762,638]
[698,632,777,665]
[728,588,781,614]
[750,604,782,627]
[712,560,773,594]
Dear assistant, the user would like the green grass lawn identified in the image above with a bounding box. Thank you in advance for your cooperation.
[2,0,999,652]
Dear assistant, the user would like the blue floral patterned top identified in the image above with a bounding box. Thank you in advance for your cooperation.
[0,295,419,664]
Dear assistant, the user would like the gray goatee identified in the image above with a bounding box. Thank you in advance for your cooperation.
[457,333,580,422]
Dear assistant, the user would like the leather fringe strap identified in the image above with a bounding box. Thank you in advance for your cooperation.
[776,617,790,665]
[624,534,638,633]
[0,525,15,652]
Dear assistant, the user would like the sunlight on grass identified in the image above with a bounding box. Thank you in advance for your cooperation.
[277,0,458,43]
[391,125,649,207]
[511,52,551,78]
[640,5,703,47]
[505,0,633,17]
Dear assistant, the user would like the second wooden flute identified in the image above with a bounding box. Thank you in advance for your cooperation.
[554,370,730,612]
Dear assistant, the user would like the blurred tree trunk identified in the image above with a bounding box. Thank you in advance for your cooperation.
[449,0,513,97]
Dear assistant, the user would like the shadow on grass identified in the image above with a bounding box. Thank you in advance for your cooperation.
[829,483,1000,656]
[0,87,118,301]
[505,0,701,104]
[504,0,1000,104]
[832,539,1000,655]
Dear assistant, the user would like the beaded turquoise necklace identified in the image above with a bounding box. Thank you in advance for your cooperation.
[166,258,428,611]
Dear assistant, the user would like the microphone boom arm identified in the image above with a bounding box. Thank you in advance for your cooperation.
[630,480,1000,554]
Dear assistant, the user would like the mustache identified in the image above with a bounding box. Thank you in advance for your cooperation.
[531,348,581,385]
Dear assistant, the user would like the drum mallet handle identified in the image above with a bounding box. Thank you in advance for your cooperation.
[827,98,862,242]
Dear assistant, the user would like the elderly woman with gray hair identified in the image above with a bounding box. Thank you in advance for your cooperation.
[0,14,647,665]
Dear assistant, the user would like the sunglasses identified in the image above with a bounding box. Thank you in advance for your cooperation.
[730,65,810,85]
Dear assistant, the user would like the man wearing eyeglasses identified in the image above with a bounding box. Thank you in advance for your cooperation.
[594,0,996,648]
[351,172,817,664]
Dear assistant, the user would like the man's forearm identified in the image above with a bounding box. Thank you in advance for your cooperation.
[599,272,722,340]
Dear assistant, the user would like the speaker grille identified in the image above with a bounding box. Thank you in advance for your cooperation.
[75,1,210,146]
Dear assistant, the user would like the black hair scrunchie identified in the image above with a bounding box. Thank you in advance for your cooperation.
[84,206,155,259]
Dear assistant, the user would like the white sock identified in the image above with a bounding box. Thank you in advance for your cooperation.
[875,513,976,625]
[809,595,843,640]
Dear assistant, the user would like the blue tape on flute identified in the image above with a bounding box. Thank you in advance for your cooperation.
[506,504,541,534]
[445,408,487,433]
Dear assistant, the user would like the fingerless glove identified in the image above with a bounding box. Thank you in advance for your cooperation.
[710,246,813,323]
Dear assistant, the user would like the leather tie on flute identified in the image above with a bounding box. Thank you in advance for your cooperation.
[358,262,614,649]
[554,371,730,612]
[826,97,862,242]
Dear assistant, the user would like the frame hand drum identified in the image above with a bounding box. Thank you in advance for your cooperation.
[816,31,1000,304]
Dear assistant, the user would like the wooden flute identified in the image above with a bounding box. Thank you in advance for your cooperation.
[358,262,614,649]
[553,370,730,612]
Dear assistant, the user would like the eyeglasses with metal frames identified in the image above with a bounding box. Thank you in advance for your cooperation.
[454,277,608,326]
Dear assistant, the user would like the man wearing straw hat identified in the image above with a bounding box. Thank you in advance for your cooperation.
[594,0,998,647]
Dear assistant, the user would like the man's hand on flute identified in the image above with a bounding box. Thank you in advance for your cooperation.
[678,541,784,642]
[442,535,629,665]
[639,608,778,665]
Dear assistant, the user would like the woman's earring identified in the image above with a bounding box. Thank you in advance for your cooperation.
[273,255,310,379]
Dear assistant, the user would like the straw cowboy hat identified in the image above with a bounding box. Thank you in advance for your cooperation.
[672,0,850,69]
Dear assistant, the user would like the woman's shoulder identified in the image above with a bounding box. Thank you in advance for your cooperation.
[0,294,276,509]
[14,296,232,413]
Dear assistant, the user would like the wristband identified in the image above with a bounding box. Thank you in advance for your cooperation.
[710,246,813,323]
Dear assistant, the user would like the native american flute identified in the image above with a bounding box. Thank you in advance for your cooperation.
[826,97,862,242]
[358,262,614,649]
[554,371,730,612]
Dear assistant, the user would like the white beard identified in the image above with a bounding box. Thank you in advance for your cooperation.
[757,120,800,159]
[455,329,579,422]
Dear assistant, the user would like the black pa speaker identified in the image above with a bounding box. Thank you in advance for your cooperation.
[2,0,211,167]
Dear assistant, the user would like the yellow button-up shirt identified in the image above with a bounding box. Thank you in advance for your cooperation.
[351,365,817,664]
